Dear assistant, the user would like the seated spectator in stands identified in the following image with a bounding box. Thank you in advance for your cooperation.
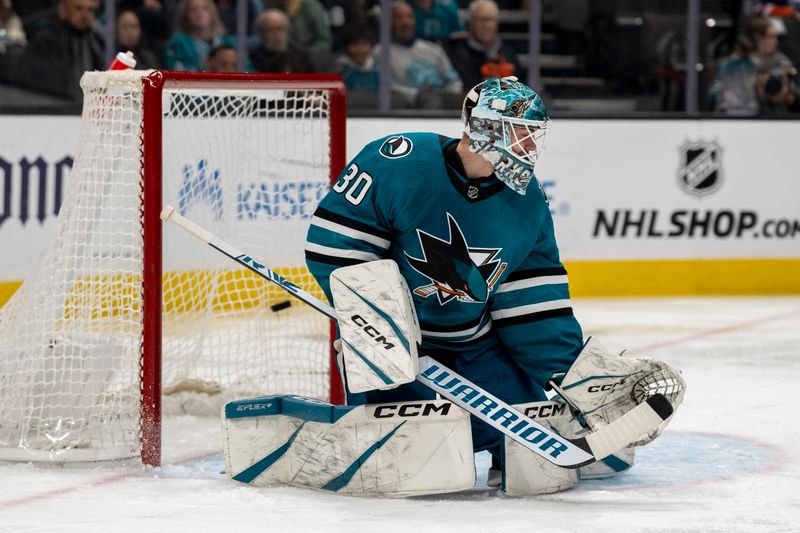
[710,17,799,114]
[263,0,332,53]
[18,0,105,103]
[0,0,26,83]
[215,0,262,39]
[445,0,516,90]
[334,26,378,91]
[164,0,236,71]
[750,17,799,113]
[116,9,160,68]
[411,0,465,43]
[250,9,312,73]
[373,1,462,107]
[206,43,238,71]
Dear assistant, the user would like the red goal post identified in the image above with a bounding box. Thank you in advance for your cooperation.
[140,72,347,466]
[0,71,346,467]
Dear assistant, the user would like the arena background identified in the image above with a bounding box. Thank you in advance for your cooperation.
[0,115,797,306]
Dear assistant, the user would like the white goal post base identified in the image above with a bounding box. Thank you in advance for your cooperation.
[0,70,346,465]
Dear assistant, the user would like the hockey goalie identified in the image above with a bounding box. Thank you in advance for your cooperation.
[221,76,686,496]
[221,262,685,497]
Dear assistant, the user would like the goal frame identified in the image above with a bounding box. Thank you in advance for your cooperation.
[140,71,347,466]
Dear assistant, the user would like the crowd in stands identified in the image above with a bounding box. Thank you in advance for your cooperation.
[0,0,798,114]
[0,0,522,108]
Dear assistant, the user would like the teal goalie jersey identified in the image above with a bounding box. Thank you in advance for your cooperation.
[305,132,583,386]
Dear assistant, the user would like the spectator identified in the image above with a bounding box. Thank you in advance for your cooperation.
[250,9,312,72]
[411,0,464,43]
[116,9,160,68]
[263,0,332,53]
[445,0,516,90]
[164,0,236,71]
[710,17,799,114]
[206,43,238,70]
[372,1,462,108]
[0,0,26,83]
[334,26,378,91]
[18,0,105,103]
[0,0,26,50]
[750,17,799,113]
[709,31,759,114]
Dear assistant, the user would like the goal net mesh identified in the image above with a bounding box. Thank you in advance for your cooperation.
[0,70,334,461]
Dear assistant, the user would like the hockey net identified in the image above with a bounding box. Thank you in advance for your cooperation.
[0,70,346,465]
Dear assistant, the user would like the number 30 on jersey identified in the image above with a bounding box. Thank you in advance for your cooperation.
[333,163,372,205]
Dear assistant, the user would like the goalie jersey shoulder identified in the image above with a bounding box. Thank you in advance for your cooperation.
[352,132,453,190]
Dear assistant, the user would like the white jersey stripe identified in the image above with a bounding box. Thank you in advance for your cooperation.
[490,299,572,320]
[305,243,382,262]
[495,275,569,294]
[310,216,391,249]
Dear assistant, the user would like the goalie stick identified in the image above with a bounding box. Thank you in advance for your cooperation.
[161,205,673,469]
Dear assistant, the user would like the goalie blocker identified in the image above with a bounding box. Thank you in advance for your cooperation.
[223,396,474,497]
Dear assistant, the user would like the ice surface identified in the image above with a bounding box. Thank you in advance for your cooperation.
[1,297,798,533]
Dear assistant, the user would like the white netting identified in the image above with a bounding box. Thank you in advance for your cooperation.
[0,71,334,461]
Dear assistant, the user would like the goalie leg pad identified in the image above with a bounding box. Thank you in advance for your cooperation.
[503,400,635,495]
[223,395,475,497]
[330,260,421,394]
[503,400,578,496]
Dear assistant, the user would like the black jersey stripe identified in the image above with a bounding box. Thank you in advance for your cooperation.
[314,207,391,240]
[492,307,574,328]
[418,311,487,333]
[504,267,568,282]
[305,250,367,267]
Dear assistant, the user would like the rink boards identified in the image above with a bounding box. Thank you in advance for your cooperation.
[0,116,798,305]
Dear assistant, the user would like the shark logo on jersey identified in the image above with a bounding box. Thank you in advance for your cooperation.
[379,136,413,159]
[405,213,506,305]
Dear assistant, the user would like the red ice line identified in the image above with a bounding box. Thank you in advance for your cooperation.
[0,450,219,511]
[630,307,800,354]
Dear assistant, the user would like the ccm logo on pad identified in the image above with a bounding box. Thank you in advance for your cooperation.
[373,403,452,418]
[351,314,395,350]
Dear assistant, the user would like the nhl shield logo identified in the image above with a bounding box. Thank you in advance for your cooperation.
[379,135,413,159]
[677,139,723,197]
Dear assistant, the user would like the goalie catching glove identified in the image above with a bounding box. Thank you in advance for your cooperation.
[330,260,421,394]
[553,337,687,446]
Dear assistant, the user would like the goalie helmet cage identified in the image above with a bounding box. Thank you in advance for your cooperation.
[0,70,346,467]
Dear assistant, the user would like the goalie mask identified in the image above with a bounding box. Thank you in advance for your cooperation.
[461,77,550,195]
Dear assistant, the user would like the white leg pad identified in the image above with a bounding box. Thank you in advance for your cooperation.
[503,400,578,496]
[504,400,636,495]
[223,396,475,497]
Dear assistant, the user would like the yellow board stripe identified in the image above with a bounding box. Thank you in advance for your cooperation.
[0,258,798,310]
[0,268,327,317]
[563,258,800,296]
